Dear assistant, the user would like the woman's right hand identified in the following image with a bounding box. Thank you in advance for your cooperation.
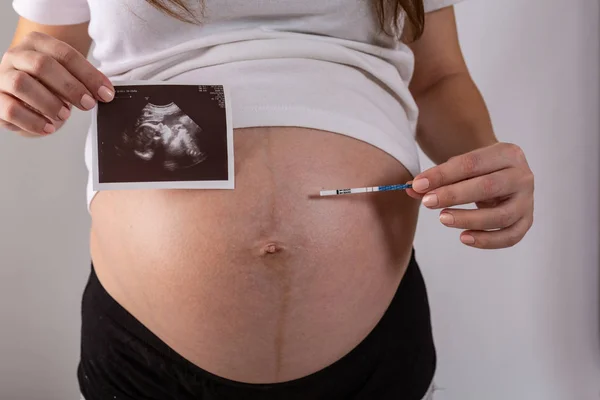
[0,31,114,137]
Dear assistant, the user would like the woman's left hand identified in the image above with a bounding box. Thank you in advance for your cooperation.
[406,142,534,249]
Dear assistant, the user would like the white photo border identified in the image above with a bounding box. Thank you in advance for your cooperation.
[91,80,235,191]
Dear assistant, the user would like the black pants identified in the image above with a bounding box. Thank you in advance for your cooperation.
[78,251,436,400]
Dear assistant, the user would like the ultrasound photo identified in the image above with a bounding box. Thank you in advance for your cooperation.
[92,82,234,191]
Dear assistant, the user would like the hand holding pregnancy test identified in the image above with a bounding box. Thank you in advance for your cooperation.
[404,143,534,249]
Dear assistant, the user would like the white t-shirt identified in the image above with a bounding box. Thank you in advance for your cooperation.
[12,0,464,209]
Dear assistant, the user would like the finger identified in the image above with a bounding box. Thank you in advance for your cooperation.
[10,32,114,104]
[421,167,522,209]
[411,143,527,193]
[0,68,71,121]
[25,33,115,102]
[6,49,98,111]
[0,119,22,132]
[439,195,523,230]
[405,188,422,200]
[0,92,54,135]
[459,216,533,249]
[404,181,424,200]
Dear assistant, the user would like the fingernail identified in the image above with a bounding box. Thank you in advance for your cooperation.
[422,193,438,207]
[412,178,430,192]
[439,213,455,225]
[461,234,475,245]
[98,86,115,102]
[58,106,71,121]
[43,123,55,134]
[80,94,96,110]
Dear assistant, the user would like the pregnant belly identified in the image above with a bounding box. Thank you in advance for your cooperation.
[89,126,420,384]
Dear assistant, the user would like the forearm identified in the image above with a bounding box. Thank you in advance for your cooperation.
[413,72,498,165]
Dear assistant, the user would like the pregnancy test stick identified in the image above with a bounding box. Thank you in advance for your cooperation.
[320,184,413,197]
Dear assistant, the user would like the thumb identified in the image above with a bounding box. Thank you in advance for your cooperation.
[405,181,424,200]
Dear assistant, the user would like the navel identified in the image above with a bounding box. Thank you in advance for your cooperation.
[260,242,284,256]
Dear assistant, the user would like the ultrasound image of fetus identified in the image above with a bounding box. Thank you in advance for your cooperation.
[119,102,207,171]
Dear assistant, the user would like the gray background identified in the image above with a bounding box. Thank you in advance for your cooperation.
[0,8,93,400]
[1,0,599,399]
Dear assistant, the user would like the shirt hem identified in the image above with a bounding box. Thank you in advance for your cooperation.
[424,0,466,13]
[12,1,90,25]
[86,105,420,212]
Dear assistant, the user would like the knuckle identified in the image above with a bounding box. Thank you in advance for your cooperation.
[8,70,30,93]
[81,67,104,86]
[496,207,514,228]
[503,143,525,162]
[522,170,535,189]
[25,31,45,42]
[30,54,53,75]
[439,189,457,205]
[62,79,82,99]
[481,176,501,197]
[3,47,17,56]
[1,48,17,64]
[53,44,76,64]
[22,32,50,48]
[460,153,481,174]
[3,101,20,120]
[433,168,447,187]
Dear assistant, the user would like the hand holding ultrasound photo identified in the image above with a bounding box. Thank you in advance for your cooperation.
[92,82,234,191]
